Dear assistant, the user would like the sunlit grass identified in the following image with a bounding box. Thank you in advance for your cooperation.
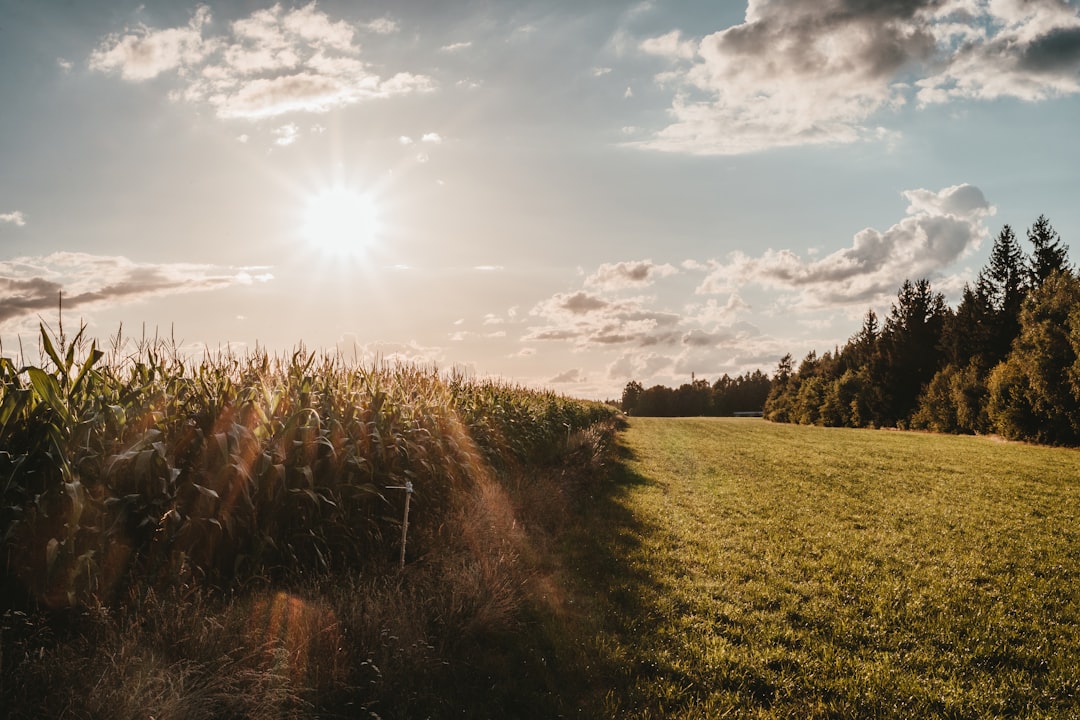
[556,418,1080,718]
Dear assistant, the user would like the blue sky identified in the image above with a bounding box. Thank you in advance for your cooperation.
[2,0,1080,398]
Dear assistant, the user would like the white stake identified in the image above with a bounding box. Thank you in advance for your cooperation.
[387,481,414,569]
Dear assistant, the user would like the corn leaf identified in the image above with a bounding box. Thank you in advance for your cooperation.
[27,367,72,425]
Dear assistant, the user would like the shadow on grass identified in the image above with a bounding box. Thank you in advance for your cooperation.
[520,432,676,717]
[369,432,667,719]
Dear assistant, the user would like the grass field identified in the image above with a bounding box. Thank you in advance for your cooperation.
[551,418,1080,719]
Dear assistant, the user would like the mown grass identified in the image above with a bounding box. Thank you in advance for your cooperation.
[553,418,1080,719]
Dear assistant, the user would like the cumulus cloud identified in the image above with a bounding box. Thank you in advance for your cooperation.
[585,259,678,290]
[90,3,432,123]
[696,183,994,307]
[549,368,586,384]
[1,211,26,226]
[526,183,997,391]
[917,0,1080,103]
[0,252,273,329]
[89,5,215,80]
[526,287,692,349]
[637,0,1080,154]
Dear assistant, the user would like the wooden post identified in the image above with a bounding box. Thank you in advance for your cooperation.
[388,481,414,569]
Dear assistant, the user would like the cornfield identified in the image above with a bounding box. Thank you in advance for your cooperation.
[0,324,616,609]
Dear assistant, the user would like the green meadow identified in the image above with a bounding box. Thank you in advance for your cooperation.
[551,417,1080,719]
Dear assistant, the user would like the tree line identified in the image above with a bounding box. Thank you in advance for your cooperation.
[619,214,1080,445]
[621,370,772,417]
[766,215,1080,444]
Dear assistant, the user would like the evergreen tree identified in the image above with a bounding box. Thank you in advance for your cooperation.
[764,354,796,423]
[980,223,1028,363]
[940,283,993,370]
[1027,215,1070,288]
[845,309,879,370]
[983,224,1027,315]
[879,279,949,425]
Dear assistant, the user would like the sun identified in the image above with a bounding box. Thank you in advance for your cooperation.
[301,186,380,256]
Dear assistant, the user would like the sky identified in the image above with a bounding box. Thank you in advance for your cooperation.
[2,0,1080,399]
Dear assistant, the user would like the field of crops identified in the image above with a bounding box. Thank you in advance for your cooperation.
[556,417,1080,718]
[0,326,618,719]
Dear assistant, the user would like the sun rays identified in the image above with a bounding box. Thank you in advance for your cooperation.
[301,186,381,257]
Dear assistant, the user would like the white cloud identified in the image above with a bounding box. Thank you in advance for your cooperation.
[1,211,26,227]
[0,252,273,329]
[585,259,678,290]
[637,0,1080,155]
[917,0,1080,104]
[686,294,750,324]
[522,184,997,393]
[640,29,696,60]
[550,368,586,384]
[90,3,432,122]
[441,41,472,52]
[421,132,443,143]
[526,289,684,349]
[89,5,215,80]
[273,122,299,145]
[282,2,357,50]
[57,58,73,72]
[695,184,994,307]
[361,17,399,35]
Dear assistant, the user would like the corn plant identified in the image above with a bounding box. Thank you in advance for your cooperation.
[0,324,616,609]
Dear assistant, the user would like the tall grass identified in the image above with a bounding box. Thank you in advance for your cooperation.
[0,323,618,719]
[0,323,613,606]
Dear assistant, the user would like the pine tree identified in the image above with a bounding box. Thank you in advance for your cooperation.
[1027,215,1070,287]
[981,224,1027,316]
[880,279,949,425]
[977,224,1028,364]
[941,283,993,369]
